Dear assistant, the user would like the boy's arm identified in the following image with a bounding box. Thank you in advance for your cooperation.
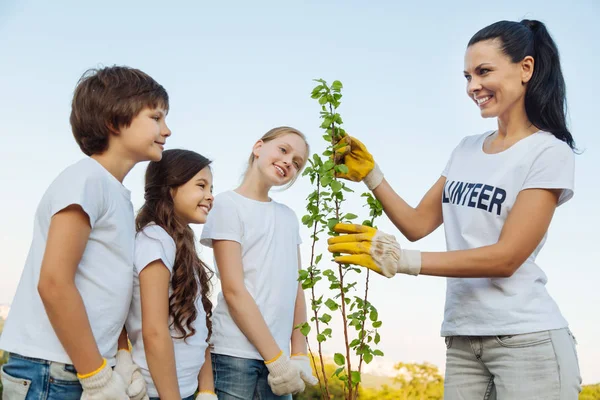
[139,260,181,400]
[38,204,104,375]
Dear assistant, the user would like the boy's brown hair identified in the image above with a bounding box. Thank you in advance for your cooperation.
[70,66,169,156]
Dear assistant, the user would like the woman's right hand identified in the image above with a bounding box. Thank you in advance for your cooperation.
[335,136,384,190]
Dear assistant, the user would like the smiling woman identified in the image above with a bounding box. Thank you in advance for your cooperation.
[327,19,581,400]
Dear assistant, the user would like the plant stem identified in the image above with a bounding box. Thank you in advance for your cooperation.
[307,175,330,399]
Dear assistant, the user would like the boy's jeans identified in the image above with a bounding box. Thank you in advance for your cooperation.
[1,353,82,399]
[212,353,292,400]
[444,328,582,399]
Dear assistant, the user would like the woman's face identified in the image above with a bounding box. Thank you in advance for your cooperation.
[464,39,533,119]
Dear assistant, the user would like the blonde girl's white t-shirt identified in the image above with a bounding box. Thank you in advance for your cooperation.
[440,131,575,336]
[0,157,134,366]
[125,224,209,398]
[200,190,301,360]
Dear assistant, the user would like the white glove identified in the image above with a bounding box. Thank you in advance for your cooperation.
[363,163,384,191]
[78,359,129,400]
[196,391,218,399]
[113,349,149,400]
[290,354,318,386]
[265,351,305,395]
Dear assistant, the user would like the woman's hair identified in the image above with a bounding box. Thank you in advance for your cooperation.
[136,149,214,341]
[245,126,310,187]
[468,19,575,150]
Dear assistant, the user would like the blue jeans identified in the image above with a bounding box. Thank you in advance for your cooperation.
[212,353,292,400]
[0,353,82,399]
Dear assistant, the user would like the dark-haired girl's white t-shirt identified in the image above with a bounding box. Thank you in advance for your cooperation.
[126,224,209,398]
[440,131,574,336]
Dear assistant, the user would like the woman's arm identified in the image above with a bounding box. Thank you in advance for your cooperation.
[139,260,181,400]
[330,188,561,279]
[38,205,104,375]
[420,188,561,278]
[212,240,281,361]
[372,176,446,242]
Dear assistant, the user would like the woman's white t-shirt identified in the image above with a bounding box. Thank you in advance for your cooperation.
[441,131,575,336]
[200,190,301,360]
[126,224,209,398]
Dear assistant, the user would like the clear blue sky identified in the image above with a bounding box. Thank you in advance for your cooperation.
[1,0,598,384]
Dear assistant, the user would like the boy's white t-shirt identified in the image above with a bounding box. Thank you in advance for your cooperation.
[0,157,134,366]
[125,224,208,398]
[441,131,575,336]
[200,190,301,360]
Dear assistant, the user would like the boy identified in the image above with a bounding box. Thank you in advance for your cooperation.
[0,66,171,399]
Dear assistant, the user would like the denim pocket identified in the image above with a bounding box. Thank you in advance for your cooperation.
[1,364,32,400]
[495,330,551,348]
[445,336,454,349]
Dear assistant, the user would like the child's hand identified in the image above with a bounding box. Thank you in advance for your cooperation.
[78,359,129,399]
[290,353,318,386]
[113,349,149,400]
[265,351,305,395]
[196,391,218,399]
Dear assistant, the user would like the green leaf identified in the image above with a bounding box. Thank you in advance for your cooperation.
[301,215,312,226]
[317,334,326,342]
[325,299,338,311]
[322,328,332,336]
[334,353,345,366]
[315,254,322,264]
[332,80,343,90]
[318,95,328,105]
[331,180,342,193]
[350,371,361,384]
[373,321,382,328]
[373,349,384,356]
[344,213,358,220]
[349,339,361,347]
[333,367,344,377]
[369,310,378,322]
[335,164,349,174]
[300,323,311,336]
[298,269,308,281]
[320,313,332,324]
[363,352,373,364]
[327,218,339,230]
[320,174,332,187]
[374,332,381,344]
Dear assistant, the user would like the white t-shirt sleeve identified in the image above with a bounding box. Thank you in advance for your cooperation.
[521,141,575,206]
[200,194,243,247]
[48,167,106,228]
[134,225,176,274]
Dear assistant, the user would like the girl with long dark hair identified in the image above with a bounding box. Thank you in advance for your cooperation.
[125,149,217,400]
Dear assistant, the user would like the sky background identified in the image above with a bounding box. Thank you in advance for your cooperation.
[1,0,598,384]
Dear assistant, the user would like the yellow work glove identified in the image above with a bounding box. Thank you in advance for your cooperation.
[327,224,421,277]
[334,136,384,190]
